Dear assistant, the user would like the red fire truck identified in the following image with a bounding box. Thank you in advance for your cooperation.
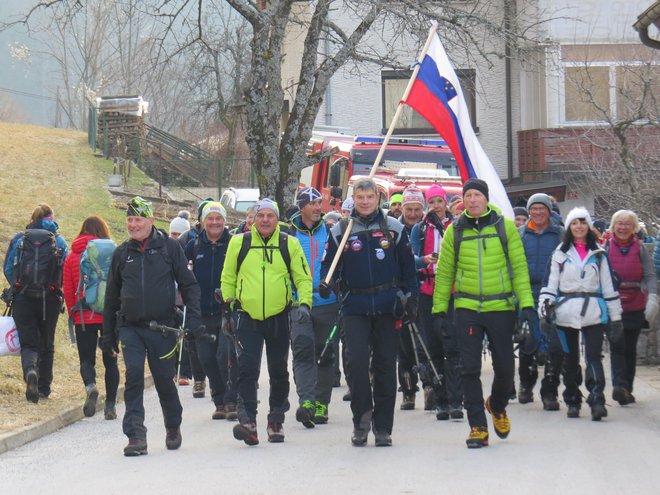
[303,135,463,211]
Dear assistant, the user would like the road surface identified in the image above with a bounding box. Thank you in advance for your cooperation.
[2,360,660,494]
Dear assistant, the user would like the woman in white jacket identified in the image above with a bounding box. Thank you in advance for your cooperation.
[539,207,623,421]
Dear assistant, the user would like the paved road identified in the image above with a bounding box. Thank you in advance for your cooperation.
[2,361,660,495]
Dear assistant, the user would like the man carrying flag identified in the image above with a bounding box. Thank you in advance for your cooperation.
[405,26,514,219]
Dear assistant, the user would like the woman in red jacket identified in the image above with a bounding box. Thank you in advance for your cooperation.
[63,216,119,419]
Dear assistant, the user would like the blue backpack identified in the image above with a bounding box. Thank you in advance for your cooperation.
[76,239,116,314]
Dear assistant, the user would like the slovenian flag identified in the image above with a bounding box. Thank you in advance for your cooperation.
[405,31,514,218]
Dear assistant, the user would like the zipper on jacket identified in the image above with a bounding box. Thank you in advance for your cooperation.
[477,228,484,313]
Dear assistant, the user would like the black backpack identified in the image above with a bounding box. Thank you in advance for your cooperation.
[14,229,62,295]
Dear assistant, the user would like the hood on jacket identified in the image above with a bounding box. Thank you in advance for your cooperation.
[71,234,97,254]
[28,218,60,233]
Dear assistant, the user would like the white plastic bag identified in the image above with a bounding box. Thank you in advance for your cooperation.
[0,316,21,356]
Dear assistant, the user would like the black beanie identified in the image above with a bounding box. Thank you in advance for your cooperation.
[462,178,489,200]
[513,207,529,218]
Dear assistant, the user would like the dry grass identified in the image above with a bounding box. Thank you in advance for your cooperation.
[0,122,159,433]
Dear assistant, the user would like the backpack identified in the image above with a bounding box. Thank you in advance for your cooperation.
[76,239,116,314]
[236,231,291,275]
[14,229,62,296]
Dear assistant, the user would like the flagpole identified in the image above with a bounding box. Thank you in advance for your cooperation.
[323,23,439,285]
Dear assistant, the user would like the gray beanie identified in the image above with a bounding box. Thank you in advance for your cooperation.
[527,193,552,213]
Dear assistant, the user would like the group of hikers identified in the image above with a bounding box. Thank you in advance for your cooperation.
[3,176,660,455]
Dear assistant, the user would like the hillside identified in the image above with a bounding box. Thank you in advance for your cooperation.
[0,122,159,432]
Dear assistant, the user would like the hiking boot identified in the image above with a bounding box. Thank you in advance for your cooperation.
[296,400,316,429]
[466,426,489,449]
[165,427,182,450]
[313,402,328,425]
[25,369,39,404]
[485,397,510,439]
[267,422,285,443]
[612,387,632,406]
[628,393,636,404]
[542,397,560,411]
[435,405,450,421]
[124,438,148,456]
[192,380,206,398]
[212,404,227,420]
[343,390,352,401]
[400,393,416,410]
[423,386,437,411]
[567,405,580,418]
[351,428,368,447]
[83,384,99,417]
[104,402,117,420]
[518,387,534,404]
[233,422,259,446]
[225,403,238,421]
[591,404,608,421]
[374,430,392,447]
[450,407,464,419]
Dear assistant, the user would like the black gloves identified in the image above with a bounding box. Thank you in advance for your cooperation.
[607,320,624,344]
[292,304,312,324]
[405,298,418,321]
[522,307,536,325]
[318,281,333,300]
[99,331,118,357]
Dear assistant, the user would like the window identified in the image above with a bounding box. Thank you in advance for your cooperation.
[563,62,659,123]
[381,69,477,134]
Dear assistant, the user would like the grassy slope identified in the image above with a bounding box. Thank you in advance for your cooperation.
[0,122,156,432]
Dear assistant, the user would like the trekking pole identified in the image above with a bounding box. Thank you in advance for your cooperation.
[407,319,443,388]
[176,306,186,385]
[317,319,340,367]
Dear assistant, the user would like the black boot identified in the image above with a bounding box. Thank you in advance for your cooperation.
[25,368,39,404]
[591,404,607,421]
[566,404,580,418]
[374,430,392,447]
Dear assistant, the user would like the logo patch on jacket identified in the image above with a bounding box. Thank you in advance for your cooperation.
[379,237,390,249]
[351,240,363,252]
[375,248,385,260]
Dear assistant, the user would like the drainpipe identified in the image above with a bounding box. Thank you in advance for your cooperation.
[504,0,514,183]
[324,34,333,125]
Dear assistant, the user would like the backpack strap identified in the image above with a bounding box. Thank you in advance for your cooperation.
[236,231,291,275]
[453,216,513,281]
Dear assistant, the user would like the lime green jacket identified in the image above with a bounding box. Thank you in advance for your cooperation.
[221,224,312,321]
[432,206,533,313]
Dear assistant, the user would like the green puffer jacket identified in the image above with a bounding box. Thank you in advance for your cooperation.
[432,205,533,313]
[221,224,312,321]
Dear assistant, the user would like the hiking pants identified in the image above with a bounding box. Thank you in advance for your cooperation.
[235,311,290,424]
[313,303,340,405]
[12,295,61,397]
[74,323,119,404]
[120,323,182,441]
[455,309,515,428]
[560,324,605,407]
[609,310,644,393]
[417,293,448,406]
[343,314,398,434]
[196,314,238,406]
[439,297,463,409]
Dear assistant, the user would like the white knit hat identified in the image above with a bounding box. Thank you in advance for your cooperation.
[565,207,593,229]
[169,215,190,235]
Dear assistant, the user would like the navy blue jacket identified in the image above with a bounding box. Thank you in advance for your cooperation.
[185,228,230,316]
[519,221,564,298]
[321,208,417,317]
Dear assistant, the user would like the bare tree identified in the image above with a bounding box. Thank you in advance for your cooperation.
[562,51,660,232]
[4,0,549,206]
